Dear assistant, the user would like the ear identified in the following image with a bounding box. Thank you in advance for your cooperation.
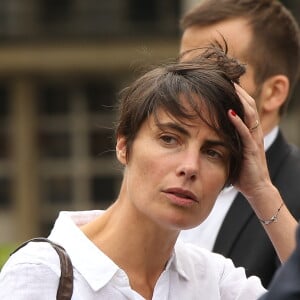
[116,135,127,165]
[260,75,289,114]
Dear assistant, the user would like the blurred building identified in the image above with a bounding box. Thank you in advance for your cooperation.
[0,0,299,243]
[0,0,181,243]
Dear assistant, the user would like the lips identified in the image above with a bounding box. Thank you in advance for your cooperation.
[164,187,199,203]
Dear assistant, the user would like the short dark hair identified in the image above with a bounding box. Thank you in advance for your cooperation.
[116,45,245,185]
[180,0,300,114]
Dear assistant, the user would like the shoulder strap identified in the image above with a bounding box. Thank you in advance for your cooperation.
[11,237,73,300]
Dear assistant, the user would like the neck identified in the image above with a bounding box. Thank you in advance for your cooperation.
[81,200,179,299]
[260,110,280,136]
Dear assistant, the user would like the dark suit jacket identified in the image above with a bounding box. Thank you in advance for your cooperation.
[212,130,300,288]
[259,225,300,299]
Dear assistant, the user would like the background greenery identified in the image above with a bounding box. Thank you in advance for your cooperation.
[0,245,17,269]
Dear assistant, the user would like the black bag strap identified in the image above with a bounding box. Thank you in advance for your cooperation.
[11,237,73,300]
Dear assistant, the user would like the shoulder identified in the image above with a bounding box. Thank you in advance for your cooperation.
[175,241,244,277]
[0,240,61,298]
[175,241,266,299]
[277,143,300,186]
[284,143,300,166]
[268,131,300,171]
[267,133,300,212]
[4,240,61,275]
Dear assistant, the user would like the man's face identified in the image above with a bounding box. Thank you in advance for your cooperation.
[180,17,263,113]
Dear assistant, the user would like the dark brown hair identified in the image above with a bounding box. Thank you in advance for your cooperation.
[181,0,300,114]
[116,45,245,185]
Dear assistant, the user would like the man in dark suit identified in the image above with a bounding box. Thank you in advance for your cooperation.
[178,0,300,288]
[259,224,300,299]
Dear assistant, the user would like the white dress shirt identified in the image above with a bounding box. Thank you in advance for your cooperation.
[178,127,279,250]
[0,210,266,299]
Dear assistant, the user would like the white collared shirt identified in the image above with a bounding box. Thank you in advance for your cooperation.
[178,127,279,250]
[0,210,265,299]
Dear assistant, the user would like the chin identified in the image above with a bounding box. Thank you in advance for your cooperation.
[164,214,201,231]
[178,222,202,230]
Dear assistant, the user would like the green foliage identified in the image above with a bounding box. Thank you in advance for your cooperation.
[0,245,16,269]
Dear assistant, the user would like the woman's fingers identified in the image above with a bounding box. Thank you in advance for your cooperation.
[234,84,263,142]
[228,109,252,140]
[228,84,269,197]
[234,83,256,107]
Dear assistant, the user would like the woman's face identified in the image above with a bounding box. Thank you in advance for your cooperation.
[116,103,231,231]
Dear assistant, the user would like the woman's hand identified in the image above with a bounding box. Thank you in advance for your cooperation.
[228,84,297,262]
[228,84,272,202]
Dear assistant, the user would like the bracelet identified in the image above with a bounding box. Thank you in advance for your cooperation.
[258,203,284,225]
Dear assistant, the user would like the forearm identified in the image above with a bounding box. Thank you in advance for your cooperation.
[229,85,298,262]
[248,184,298,262]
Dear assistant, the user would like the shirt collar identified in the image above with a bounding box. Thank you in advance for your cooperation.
[48,210,190,290]
[48,210,120,291]
[264,126,279,151]
[172,241,195,281]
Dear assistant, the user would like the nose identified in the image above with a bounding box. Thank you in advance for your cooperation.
[176,151,199,181]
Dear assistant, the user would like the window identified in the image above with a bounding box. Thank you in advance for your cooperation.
[91,176,119,204]
[38,83,71,115]
[89,129,115,158]
[42,176,72,204]
[0,177,11,208]
[84,80,116,113]
[38,131,71,158]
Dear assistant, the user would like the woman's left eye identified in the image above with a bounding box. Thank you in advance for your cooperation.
[160,135,178,145]
[206,149,222,159]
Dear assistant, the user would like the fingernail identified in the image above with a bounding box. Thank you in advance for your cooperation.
[230,109,237,116]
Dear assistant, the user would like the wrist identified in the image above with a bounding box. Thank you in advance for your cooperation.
[248,185,285,222]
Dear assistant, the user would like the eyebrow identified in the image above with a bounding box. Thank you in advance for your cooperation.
[156,121,229,149]
[204,140,230,150]
[157,122,190,136]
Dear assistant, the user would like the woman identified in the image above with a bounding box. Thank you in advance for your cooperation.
[0,46,297,299]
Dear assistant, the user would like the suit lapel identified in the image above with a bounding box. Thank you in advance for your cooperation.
[213,192,252,255]
[265,130,290,178]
